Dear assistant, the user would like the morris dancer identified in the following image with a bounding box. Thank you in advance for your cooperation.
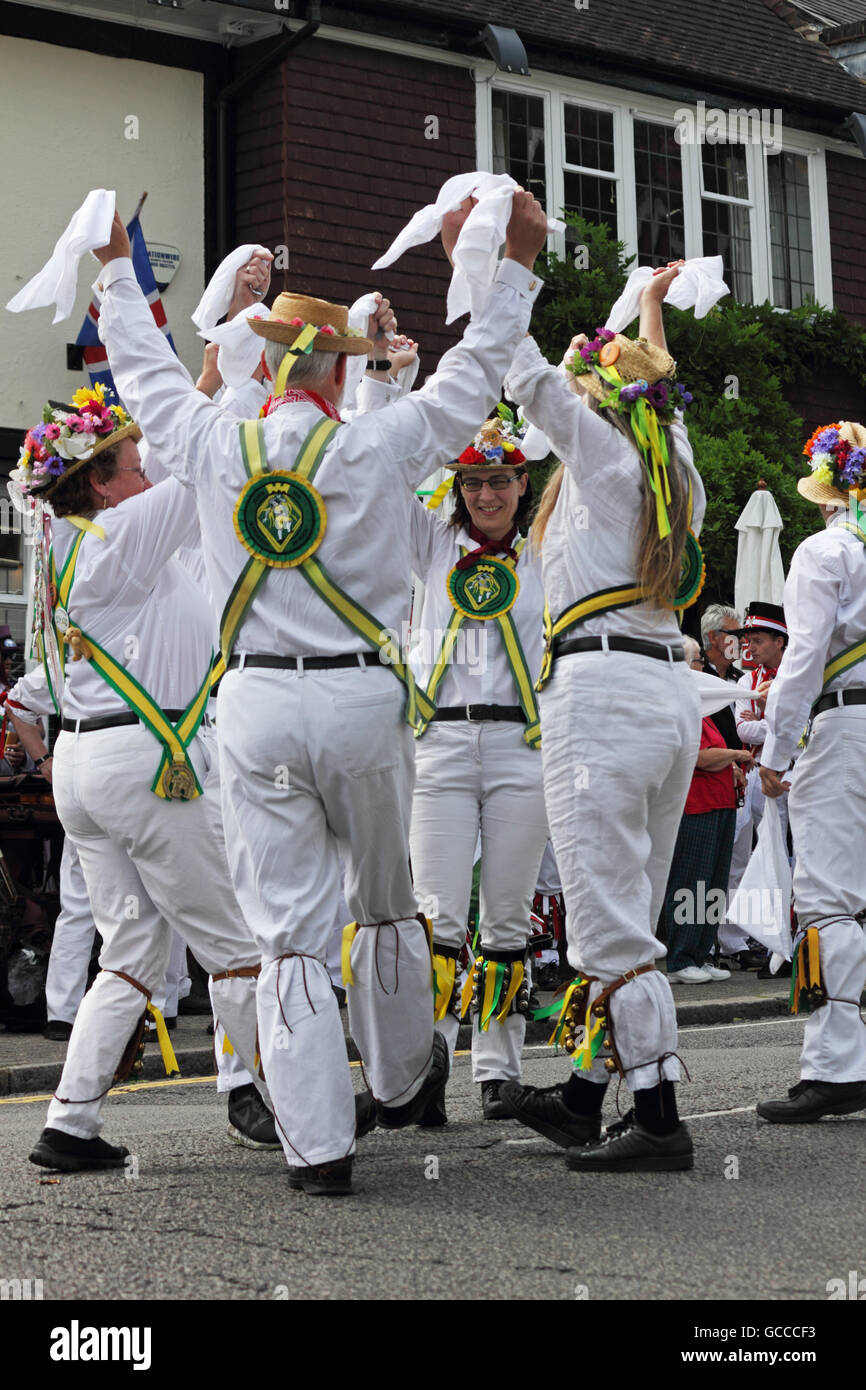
[758,421,866,1122]
[11,390,269,1173]
[409,410,548,1123]
[91,194,549,1194]
[500,263,707,1172]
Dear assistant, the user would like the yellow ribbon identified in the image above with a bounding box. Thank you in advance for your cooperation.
[221,1032,234,1057]
[496,960,524,1024]
[432,952,457,1023]
[274,322,319,396]
[146,1002,180,1077]
[341,921,359,987]
[460,957,482,1017]
[426,475,454,510]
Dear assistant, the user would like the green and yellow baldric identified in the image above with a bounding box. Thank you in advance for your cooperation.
[816,519,866,696]
[56,517,212,802]
[41,514,98,716]
[221,417,435,728]
[535,583,650,692]
[415,538,541,748]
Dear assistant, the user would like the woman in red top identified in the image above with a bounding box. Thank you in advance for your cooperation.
[662,715,753,982]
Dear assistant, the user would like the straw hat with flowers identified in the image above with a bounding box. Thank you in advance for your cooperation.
[799,421,866,506]
[249,292,372,356]
[10,383,140,502]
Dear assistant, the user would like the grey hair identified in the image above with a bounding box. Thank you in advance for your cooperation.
[700,603,740,648]
[263,340,338,390]
[682,634,701,664]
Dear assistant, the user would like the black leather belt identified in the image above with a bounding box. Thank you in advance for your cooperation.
[813,688,866,717]
[432,705,526,723]
[553,635,686,663]
[226,652,379,671]
[62,710,186,733]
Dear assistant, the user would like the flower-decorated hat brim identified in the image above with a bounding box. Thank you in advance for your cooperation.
[33,422,142,498]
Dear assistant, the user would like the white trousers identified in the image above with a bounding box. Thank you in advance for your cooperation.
[787,707,866,1082]
[540,652,701,1091]
[213,1014,254,1092]
[47,724,263,1139]
[217,666,433,1167]
[410,721,549,1081]
[45,841,97,1025]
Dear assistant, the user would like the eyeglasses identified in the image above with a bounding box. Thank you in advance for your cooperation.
[458,473,523,492]
[118,467,147,481]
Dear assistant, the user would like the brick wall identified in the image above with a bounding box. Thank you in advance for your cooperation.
[826,148,866,327]
[233,36,476,368]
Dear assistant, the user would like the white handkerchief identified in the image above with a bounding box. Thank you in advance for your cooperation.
[605,256,729,334]
[6,189,116,325]
[198,304,269,389]
[191,243,271,331]
[373,171,564,323]
[342,293,381,415]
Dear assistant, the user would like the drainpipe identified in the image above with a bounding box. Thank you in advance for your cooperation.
[216,1,321,260]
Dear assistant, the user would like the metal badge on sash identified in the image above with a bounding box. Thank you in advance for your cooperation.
[446,556,519,621]
[54,606,70,635]
[162,759,197,802]
[233,470,326,569]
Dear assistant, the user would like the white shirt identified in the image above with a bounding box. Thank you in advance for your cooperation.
[504,337,704,646]
[763,513,866,770]
[408,500,545,707]
[98,257,542,659]
[735,667,771,746]
[53,480,214,722]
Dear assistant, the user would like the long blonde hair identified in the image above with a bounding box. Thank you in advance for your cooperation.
[530,402,689,609]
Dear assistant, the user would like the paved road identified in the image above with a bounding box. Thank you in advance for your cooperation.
[1,1015,864,1305]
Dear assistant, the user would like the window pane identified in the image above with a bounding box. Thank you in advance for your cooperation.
[702,142,749,199]
[633,121,685,266]
[564,104,615,172]
[702,198,753,302]
[767,152,814,309]
[563,169,618,239]
[492,90,546,203]
[0,527,23,596]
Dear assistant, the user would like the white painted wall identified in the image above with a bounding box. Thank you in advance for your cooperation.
[0,34,205,433]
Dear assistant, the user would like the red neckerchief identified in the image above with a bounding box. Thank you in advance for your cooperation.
[261,387,342,422]
[454,522,519,572]
[750,663,778,717]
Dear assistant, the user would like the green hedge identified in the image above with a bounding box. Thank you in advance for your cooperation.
[524,216,866,602]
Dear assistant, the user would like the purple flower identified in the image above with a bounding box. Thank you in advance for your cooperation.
[840,448,866,486]
[597,328,615,342]
[674,382,693,407]
[814,427,840,454]
[579,345,594,361]
[619,382,644,403]
[645,383,670,411]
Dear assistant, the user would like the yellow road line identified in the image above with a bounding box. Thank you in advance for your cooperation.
[0,1048,473,1105]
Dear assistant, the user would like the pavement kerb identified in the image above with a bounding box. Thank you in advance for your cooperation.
[0,987,793,1098]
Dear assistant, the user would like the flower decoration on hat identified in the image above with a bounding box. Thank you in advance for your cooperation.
[452,403,528,472]
[12,384,138,500]
[803,422,866,498]
[566,328,694,540]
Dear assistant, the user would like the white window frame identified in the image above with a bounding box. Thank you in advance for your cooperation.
[477,72,836,309]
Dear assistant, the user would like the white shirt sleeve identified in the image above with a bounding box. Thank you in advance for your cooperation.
[74,477,201,609]
[408,495,451,578]
[762,540,841,770]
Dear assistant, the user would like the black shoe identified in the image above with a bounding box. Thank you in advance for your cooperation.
[42,1020,73,1042]
[287,1155,354,1196]
[481,1079,512,1120]
[736,949,768,971]
[355,1089,377,1139]
[178,995,212,1015]
[416,1081,447,1128]
[376,1032,450,1130]
[498,1080,602,1149]
[536,962,561,991]
[29,1127,130,1173]
[757,960,792,979]
[227,1083,281,1149]
[756,1079,866,1124]
[566,1115,694,1172]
